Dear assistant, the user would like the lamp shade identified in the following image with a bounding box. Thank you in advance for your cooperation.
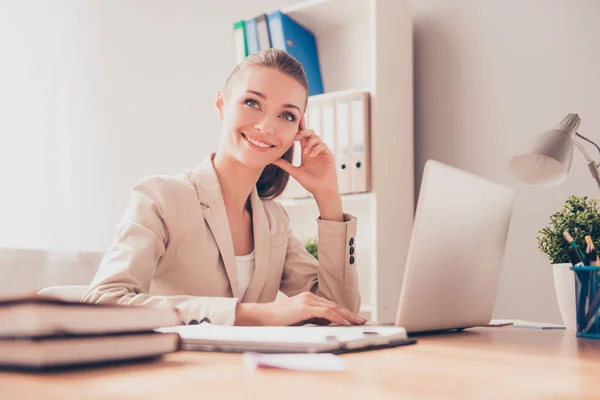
[508,114,580,186]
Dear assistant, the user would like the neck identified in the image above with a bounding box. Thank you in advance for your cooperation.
[212,152,263,217]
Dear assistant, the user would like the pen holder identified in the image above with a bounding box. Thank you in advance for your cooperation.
[571,266,600,338]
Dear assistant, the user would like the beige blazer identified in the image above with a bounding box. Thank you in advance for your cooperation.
[82,155,361,325]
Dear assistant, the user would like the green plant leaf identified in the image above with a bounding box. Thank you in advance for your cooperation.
[304,236,318,260]
[537,195,600,264]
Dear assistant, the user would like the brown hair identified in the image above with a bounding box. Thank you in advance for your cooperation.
[223,48,308,200]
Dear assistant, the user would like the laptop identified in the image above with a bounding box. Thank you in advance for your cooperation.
[158,160,515,351]
[388,159,515,334]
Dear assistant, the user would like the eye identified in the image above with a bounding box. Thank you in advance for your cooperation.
[245,98,260,109]
[281,111,296,122]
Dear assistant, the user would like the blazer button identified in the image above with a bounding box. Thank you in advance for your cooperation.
[349,237,354,246]
[349,247,355,256]
[349,256,355,265]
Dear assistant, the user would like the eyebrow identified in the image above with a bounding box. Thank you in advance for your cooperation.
[246,90,302,114]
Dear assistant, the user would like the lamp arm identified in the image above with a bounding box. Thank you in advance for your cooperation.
[573,134,600,191]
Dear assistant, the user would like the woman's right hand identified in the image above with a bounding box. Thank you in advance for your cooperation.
[235,292,367,326]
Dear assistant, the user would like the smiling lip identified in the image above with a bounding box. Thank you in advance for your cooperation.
[241,132,276,150]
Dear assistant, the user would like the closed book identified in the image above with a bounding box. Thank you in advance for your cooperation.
[0,331,181,370]
[267,10,323,96]
[0,296,180,338]
[233,20,248,64]
[255,14,272,50]
[244,17,259,55]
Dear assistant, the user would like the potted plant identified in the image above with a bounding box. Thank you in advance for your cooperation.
[537,195,600,329]
[303,236,318,260]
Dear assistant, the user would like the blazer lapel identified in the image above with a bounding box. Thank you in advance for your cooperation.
[193,155,239,299]
[241,187,271,303]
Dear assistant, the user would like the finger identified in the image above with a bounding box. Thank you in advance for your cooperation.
[299,114,307,131]
[272,158,298,178]
[309,296,366,324]
[303,136,321,155]
[313,306,351,326]
[309,143,328,158]
[295,129,316,142]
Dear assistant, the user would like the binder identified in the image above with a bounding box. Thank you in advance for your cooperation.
[335,99,351,194]
[280,90,370,198]
[233,20,248,65]
[306,90,371,195]
[158,324,416,354]
[350,93,370,193]
[244,18,259,55]
[255,14,272,50]
[280,141,309,199]
[266,10,324,96]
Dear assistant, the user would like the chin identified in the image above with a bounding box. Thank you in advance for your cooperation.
[233,149,279,170]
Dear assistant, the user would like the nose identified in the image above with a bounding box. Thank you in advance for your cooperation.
[256,114,276,136]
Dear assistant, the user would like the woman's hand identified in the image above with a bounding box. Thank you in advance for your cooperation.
[272,116,339,199]
[235,292,367,326]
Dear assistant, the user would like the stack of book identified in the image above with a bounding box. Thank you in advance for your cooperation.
[234,10,324,96]
[0,295,182,370]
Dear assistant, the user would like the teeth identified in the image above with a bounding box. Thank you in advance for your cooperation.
[244,134,272,148]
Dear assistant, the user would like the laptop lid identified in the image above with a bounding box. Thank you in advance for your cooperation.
[395,160,515,333]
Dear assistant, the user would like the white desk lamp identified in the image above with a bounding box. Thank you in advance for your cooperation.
[508,113,600,190]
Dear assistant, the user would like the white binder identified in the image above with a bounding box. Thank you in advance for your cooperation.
[281,90,370,199]
[350,93,370,193]
[335,99,351,194]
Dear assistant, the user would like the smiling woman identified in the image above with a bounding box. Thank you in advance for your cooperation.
[81,48,365,328]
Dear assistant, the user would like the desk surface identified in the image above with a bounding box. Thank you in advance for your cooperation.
[2,327,600,399]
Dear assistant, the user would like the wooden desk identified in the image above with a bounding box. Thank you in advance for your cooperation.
[2,327,600,399]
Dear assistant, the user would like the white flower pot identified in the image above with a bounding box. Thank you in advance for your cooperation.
[552,263,577,330]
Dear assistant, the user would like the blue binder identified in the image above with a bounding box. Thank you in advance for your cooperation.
[266,10,324,96]
[244,17,259,55]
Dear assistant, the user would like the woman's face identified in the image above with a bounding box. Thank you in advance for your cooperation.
[216,66,307,169]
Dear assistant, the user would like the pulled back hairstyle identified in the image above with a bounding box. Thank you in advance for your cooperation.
[222,48,308,200]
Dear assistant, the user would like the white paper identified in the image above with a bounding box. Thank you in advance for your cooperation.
[157,324,407,345]
[511,320,566,329]
[242,352,346,372]
[484,319,515,326]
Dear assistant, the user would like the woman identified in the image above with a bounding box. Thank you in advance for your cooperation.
[82,48,365,327]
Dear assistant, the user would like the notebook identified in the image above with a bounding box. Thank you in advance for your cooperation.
[157,324,416,353]
[0,331,181,370]
[0,295,181,337]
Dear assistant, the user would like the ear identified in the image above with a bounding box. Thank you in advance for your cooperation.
[215,90,224,120]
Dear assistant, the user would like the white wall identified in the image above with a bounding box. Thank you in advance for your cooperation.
[413,0,600,323]
[0,0,298,253]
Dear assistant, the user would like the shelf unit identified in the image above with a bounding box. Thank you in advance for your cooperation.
[250,0,413,321]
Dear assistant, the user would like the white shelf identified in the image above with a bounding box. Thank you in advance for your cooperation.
[281,0,369,32]
[308,88,371,102]
[266,0,414,322]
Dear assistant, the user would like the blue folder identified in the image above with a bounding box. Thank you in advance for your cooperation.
[266,10,324,96]
[244,17,259,55]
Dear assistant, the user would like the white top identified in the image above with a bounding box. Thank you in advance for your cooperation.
[235,250,255,299]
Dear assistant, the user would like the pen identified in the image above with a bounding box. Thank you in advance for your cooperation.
[584,235,599,266]
[568,245,587,328]
[567,245,584,267]
[564,231,586,261]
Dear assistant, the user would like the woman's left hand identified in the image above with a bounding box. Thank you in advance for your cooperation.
[272,116,339,198]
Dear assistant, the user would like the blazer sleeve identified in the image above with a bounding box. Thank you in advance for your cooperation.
[81,177,239,326]
[278,210,361,314]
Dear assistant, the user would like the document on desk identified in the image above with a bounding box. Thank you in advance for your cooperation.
[156,325,416,353]
[242,353,346,372]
